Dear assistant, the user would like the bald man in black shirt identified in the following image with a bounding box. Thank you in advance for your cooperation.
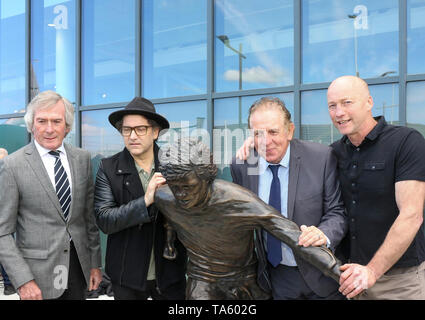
[328,75,425,300]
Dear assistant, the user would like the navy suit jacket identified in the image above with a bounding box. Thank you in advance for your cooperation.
[231,138,347,297]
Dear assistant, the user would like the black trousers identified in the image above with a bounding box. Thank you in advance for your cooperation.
[57,241,87,300]
[112,281,166,300]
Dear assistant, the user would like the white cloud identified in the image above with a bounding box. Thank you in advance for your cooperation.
[81,123,106,136]
[224,66,286,85]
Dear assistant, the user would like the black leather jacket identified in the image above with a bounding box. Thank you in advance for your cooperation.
[94,146,186,297]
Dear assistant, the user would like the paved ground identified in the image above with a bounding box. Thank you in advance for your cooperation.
[0,280,114,300]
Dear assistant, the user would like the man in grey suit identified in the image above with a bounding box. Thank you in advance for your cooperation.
[0,91,102,300]
[232,97,347,299]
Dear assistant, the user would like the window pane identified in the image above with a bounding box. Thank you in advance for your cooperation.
[0,118,28,153]
[408,0,425,75]
[63,112,77,146]
[31,0,76,102]
[82,0,135,105]
[155,100,208,150]
[214,94,294,130]
[302,0,398,83]
[213,94,294,181]
[407,81,425,137]
[301,84,399,145]
[81,108,121,269]
[81,109,124,168]
[370,83,399,125]
[301,90,339,145]
[155,101,207,130]
[0,1,26,115]
[215,0,294,92]
[142,0,207,99]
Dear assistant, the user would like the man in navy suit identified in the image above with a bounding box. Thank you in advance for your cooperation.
[232,97,347,300]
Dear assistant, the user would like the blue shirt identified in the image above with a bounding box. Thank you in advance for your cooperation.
[258,145,297,266]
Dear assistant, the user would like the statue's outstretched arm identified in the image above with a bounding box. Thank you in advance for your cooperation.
[261,213,341,282]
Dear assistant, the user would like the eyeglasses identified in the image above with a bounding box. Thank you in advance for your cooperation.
[121,125,152,137]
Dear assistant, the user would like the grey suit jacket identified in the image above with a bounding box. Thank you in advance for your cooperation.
[0,142,101,299]
[231,138,347,297]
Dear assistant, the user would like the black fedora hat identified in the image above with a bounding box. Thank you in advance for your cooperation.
[108,97,170,131]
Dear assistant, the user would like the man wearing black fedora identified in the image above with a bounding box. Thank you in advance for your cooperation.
[93,97,187,300]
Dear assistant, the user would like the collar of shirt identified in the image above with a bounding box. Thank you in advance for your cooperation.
[258,144,290,209]
[134,160,155,191]
[34,139,72,191]
[365,116,387,141]
[259,143,291,173]
[34,139,67,158]
[134,160,155,175]
[342,116,387,147]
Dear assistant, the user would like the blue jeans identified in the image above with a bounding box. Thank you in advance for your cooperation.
[1,264,11,286]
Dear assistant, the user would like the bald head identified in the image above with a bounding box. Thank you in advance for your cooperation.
[328,76,370,97]
[327,75,376,146]
[0,148,8,160]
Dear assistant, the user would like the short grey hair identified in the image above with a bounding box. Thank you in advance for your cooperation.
[24,90,74,133]
[248,96,292,129]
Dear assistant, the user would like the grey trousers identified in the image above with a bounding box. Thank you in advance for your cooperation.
[357,261,425,300]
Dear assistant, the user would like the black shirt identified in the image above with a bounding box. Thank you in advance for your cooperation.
[332,116,425,269]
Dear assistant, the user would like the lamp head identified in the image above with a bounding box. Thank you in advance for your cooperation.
[217,35,229,45]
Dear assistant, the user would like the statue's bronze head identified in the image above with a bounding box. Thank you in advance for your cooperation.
[159,138,217,209]
[159,137,217,183]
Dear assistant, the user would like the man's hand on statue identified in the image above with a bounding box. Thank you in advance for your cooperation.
[339,263,377,299]
[144,172,167,207]
[298,225,327,247]
[236,136,254,161]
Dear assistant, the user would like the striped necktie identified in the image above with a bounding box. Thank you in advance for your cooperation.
[49,150,71,221]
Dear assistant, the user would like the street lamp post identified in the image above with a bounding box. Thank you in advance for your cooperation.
[379,71,396,78]
[348,14,359,77]
[217,35,247,125]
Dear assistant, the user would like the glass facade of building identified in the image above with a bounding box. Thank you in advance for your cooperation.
[1,0,425,177]
[2,0,425,271]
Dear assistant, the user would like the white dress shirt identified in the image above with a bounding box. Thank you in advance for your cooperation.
[258,145,297,266]
[34,140,73,193]
[258,144,330,267]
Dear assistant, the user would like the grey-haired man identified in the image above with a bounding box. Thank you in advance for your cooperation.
[0,90,102,300]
